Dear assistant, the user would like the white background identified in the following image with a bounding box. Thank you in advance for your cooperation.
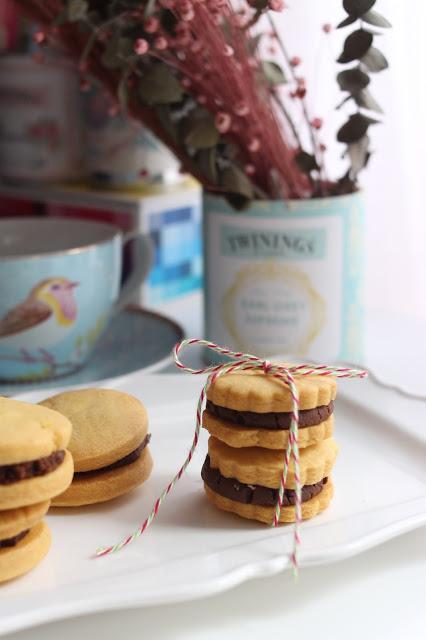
[272,0,426,322]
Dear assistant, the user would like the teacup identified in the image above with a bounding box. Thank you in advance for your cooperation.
[0,217,152,382]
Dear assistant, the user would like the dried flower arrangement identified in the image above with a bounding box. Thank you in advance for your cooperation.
[16,0,390,206]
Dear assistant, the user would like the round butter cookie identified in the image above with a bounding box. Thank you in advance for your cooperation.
[0,397,71,465]
[203,412,334,450]
[53,448,153,507]
[40,388,148,472]
[206,371,336,412]
[203,479,334,524]
[0,521,51,583]
[203,371,337,449]
[207,435,338,489]
[0,500,50,540]
[40,388,153,506]
[0,398,74,509]
[201,435,337,524]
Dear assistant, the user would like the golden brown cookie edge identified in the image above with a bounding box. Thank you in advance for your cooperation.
[204,478,334,524]
[203,413,334,449]
[52,447,153,507]
[0,520,51,583]
[208,436,339,489]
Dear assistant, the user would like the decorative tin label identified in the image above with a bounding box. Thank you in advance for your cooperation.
[223,262,325,355]
[204,194,364,361]
[221,225,326,260]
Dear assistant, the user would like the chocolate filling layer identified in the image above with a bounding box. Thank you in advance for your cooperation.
[0,450,65,485]
[202,455,327,507]
[0,529,29,548]
[74,434,151,479]
[205,399,334,430]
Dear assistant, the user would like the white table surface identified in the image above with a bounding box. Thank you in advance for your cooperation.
[4,525,426,640]
[4,295,426,639]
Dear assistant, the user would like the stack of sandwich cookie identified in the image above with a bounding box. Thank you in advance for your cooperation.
[0,398,73,582]
[40,388,153,507]
[201,371,338,523]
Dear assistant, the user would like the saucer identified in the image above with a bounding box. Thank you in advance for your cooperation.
[0,306,184,395]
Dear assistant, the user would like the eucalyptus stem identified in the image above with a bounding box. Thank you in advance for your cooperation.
[245,9,263,30]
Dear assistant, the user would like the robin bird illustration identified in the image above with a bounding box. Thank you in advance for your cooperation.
[0,278,79,359]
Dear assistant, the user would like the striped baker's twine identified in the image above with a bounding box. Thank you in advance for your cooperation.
[96,338,367,573]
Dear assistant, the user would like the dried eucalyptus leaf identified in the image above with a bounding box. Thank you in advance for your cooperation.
[216,153,231,170]
[295,150,319,174]
[101,33,128,70]
[251,0,269,9]
[144,0,157,18]
[336,169,357,194]
[347,134,370,175]
[139,65,183,105]
[337,29,373,63]
[225,193,251,210]
[354,88,383,113]
[221,165,254,199]
[362,9,391,27]
[196,148,218,185]
[184,113,219,150]
[101,45,123,70]
[117,37,134,58]
[336,95,352,110]
[156,105,179,144]
[343,0,376,17]
[261,60,287,86]
[248,34,262,54]
[267,168,285,200]
[117,76,129,112]
[67,0,88,21]
[361,46,388,72]
[337,67,370,93]
[337,112,378,143]
[337,15,357,28]
[170,97,196,123]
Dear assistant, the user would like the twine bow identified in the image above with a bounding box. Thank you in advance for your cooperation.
[97,338,367,574]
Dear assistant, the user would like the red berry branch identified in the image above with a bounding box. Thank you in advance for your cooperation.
[15,0,390,206]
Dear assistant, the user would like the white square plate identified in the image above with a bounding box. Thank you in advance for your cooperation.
[1,373,425,636]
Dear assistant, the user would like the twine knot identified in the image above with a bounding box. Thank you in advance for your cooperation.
[262,359,273,374]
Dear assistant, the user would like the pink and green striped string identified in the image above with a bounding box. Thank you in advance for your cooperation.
[96,338,367,574]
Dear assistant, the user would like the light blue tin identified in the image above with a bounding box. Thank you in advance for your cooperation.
[203,192,364,362]
[0,218,152,382]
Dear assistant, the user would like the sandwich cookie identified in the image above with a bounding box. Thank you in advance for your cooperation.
[202,436,338,523]
[40,388,153,506]
[0,501,51,583]
[0,397,74,510]
[0,520,51,583]
[203,371,336,449]
[0,500,50,541]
